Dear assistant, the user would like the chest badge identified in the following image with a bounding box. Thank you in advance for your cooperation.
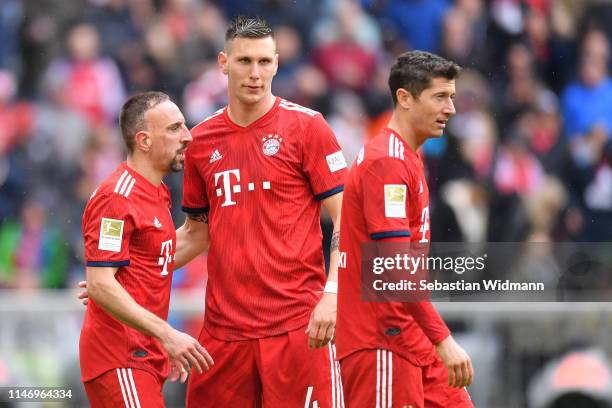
[262,134,282,156]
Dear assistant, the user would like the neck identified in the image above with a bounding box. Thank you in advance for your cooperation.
[387,110,426,151]
[126,154,163,186]
[227,93,276,127]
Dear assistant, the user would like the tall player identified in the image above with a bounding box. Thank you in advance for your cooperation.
[80,92,213,407]
[178,16,347,407]
[335,51,475,407]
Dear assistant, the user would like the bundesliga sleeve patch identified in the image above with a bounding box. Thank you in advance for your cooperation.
[384,184,407,218]
[98,218,124,252]
[326,151,347,173]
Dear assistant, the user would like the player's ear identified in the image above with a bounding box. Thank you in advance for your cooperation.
[134,130,152,152]
[273,53,279,76]
[396,88,414,110]
[218,50,229,75]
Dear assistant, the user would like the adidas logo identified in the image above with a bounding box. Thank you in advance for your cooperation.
[153,217,162,228]
[209,150,222,163]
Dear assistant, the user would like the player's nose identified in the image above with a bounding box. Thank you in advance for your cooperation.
[181,126,193,144]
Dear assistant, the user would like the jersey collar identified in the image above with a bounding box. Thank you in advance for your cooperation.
[222,96,281,131]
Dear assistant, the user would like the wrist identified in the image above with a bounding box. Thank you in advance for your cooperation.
[324,280,338,294]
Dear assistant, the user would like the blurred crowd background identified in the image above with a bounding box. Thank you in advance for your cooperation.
[1,0,612,407]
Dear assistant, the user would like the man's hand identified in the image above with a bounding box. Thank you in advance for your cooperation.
[77,280,89,306]
[306,292,336,349]
[435,335,474,388]
[159,327,214,381]
[168,361,189,383]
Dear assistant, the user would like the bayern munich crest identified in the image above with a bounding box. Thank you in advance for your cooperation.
[262,134,282,156]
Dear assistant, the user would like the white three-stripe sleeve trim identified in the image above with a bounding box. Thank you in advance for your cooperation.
[118,175,132,195]
[124,178,136,197]
[114,171,129,193]
[116,368,131,408]
[127,369,142,408]
[121,368,136,408]
[388,135,394,158]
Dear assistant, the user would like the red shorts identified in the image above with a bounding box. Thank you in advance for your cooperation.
[340,350,474,408]
[340,349,424,408]
[187,326,343,407]
[422,358,473,408]
[84,367,164,408]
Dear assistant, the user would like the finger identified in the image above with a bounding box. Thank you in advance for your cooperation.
[168,365,179,382]
[454,365,464,388]
[184,352,202,374]
[77,291,88,299]
[466,359,474,387]
[460,361,470,388]
[322,324,335,347]
[191,347,210,373]
[315,323,328,349]
[196,343,214,369]
[308,326,320,349]
[78,281,87,288]
[82,299,89,306]
[180,367,188,383]
[447,366,456,387]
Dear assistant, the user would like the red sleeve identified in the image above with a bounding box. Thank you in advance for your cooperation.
[83,192,134,267]
[367,160,450,343]
[403,302,450,345]
[302,114,348,200]
[181,139,209,214]
[362,158,413,240]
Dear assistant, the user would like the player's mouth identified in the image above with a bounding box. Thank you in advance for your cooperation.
[244,84,262,92]
[436,119,448,128]
[176,146,187,161]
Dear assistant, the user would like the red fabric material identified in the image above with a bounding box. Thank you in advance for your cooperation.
[422,358,474,408]
[84,367,165,408]
[336,127,450,368]
[187,326,339,407]
[340,349,424,408]
[182,97,347,340]
[80,162,175,383]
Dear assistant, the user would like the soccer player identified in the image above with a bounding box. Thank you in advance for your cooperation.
[80,92,213,408]
[335,51,475,407]
[178,16,347,407]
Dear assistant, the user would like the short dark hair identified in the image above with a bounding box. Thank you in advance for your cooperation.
[119,91,169,153]
[225,15,273,42]
[388,51,461,105]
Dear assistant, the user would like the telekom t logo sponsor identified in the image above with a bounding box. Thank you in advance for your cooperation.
[214,169,271,207]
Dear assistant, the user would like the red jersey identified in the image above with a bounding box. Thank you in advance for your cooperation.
[80,162,176,383]
[182,97,347,341]
[336,128,450,366]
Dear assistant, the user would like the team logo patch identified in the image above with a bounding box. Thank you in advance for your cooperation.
[98,218,124,252]
[262,134,282,156]
[326,151,347,173]
[384,184,407,218]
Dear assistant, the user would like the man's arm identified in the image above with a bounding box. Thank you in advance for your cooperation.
[175,211,210,269]
[86,266,213,381]
[307,192,342,349]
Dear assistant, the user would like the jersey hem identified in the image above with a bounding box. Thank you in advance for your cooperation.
[315,184,344,201]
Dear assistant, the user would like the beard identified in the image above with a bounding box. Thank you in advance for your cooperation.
[169,144,188,172]
[170,156,184,172]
